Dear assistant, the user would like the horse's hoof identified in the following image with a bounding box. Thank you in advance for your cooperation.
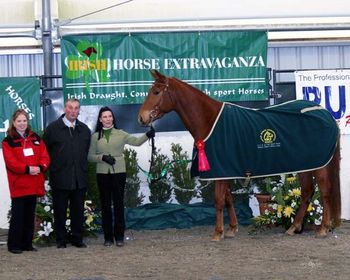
[224,231,235,238]
[211,232,223,242]
[224,225,238,238]
[294,224,304,234]
[285,225,298,236]
[315,229,328,238]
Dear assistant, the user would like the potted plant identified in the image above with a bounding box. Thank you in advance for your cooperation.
[252,175,323,231]
[253,176,280,215]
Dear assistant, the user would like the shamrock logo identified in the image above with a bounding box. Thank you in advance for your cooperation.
[65,40,110,91]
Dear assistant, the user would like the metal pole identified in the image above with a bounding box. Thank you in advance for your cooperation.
[42,0,53,126]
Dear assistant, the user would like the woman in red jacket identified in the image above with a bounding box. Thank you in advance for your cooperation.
[2,109,50,254]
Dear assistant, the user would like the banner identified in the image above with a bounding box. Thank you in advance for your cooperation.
[61,31,268,105]
[0,77,41,140]
[295,69,350,134]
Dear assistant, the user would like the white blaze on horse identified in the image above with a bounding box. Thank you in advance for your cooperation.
[138,70,341,241]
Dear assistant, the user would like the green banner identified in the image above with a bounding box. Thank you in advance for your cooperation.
[0,77,41,140]
[61,31,268,105]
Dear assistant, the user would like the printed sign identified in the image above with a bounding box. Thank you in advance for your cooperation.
[295,69,350,134]
[61,31,268,105]
[0,77,41,140]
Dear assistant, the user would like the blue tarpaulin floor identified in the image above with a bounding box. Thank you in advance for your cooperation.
[125,201,253,230]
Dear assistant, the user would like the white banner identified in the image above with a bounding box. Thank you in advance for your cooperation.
[295,69,350,134]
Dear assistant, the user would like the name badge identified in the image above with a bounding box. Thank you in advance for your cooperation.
[23,148,34,157]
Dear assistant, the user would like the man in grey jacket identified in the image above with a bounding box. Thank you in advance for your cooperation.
[44,98,91,248]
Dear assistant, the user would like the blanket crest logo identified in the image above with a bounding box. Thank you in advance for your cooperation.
[260,129,276,144]
[257,128,281,149]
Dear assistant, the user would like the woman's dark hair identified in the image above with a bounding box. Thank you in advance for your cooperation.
[95,106,118,140]
[6,109,31,138]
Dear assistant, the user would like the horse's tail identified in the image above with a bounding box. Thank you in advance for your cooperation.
[329,134,341,228]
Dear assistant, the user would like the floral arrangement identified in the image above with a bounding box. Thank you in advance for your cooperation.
[34,181,100,244]
[252,175,323,231]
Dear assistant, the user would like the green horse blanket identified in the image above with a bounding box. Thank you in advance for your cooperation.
[191,100,338,180]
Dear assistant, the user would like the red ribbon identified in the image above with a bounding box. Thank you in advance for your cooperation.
[195,140,210,172]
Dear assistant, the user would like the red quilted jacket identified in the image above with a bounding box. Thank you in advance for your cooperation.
[2,131,50,198]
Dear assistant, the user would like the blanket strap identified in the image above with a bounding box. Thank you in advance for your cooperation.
[243,171,252,188]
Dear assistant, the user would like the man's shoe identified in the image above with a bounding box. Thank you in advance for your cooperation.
[71,241,87,248]
[116,241,124,247]
[104,240,113,247]
[57,242,67,249]
[23,247,38,252]
[9,249,22,254]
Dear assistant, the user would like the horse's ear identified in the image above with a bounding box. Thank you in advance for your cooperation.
[150,69,166,82]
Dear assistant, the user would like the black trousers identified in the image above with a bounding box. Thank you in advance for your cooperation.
[8,195,37,251]
[52,188,86,244]
[97,173,126,242]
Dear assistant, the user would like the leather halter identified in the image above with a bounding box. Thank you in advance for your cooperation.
[149,78,174,123]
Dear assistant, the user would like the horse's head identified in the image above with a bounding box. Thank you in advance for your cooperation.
[138,70,175,126]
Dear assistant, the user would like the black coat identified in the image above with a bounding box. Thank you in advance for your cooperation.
[44,115,91,190]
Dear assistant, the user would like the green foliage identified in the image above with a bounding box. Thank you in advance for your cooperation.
[200,181,215,204]
[87,162,100,209]
[200,179,253,204]
[230,179,252,199]
[148,148,172,203]
[253,175,281,194]
[124,148,145,208]
[170,143,196,204]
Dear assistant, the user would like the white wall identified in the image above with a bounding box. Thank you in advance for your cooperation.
[57,0,350,24]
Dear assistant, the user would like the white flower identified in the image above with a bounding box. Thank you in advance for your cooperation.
[44,205,51,212]
[44,181,51,192]
[314,199,320,205]
[272,203,278,210]
[66,219,71,226]
[314,219,322,225]
[291,201,297,208]
[37,220,54,237]
[272,187,278,192]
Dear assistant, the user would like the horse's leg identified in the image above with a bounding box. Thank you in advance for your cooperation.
[212,180,227,241]
[224,186,238,238]
[286,172,314,236]
[314,168,332,237]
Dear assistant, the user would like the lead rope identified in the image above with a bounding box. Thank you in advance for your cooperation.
[138,124,192,184]
[148,124,156,185]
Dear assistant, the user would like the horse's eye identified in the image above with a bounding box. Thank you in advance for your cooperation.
[153,90,160,95]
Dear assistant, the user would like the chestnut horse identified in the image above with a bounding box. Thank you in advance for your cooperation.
[138,70,341,241]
